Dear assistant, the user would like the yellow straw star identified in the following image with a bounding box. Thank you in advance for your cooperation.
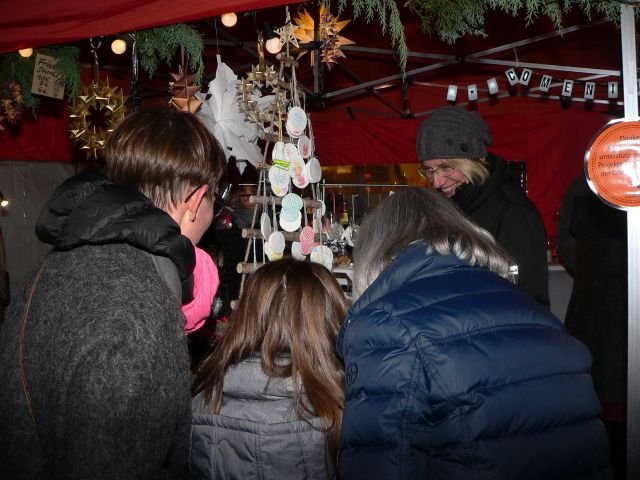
[276,23,300,49]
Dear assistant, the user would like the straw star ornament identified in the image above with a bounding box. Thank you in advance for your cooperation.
[69,78,127,159]
[293,4,354,69]
[169,66,202,113]
[276,23,299,49]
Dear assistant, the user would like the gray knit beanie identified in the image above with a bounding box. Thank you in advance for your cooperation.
[416,106,493,161]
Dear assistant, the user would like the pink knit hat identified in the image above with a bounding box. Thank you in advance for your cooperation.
[182,246,219,334]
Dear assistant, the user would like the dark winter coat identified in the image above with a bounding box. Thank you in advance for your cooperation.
[0,172,195,479]
[191,354,334,479]
[558,176,627,408]
[0,226,8,324]
[337,243,610,480]
[452,153,550,306]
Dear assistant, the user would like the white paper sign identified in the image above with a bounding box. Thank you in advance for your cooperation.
[487,77,499,95]
[31,53,64,99]
[446,85,457,102]
[519,68,533,86]
[539,75,552,93]
[467,84,478,101]
[505,68,519,86]
[584,82,596,100]
[562,80,574,97]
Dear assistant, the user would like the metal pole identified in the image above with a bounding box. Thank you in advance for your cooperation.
[620,4,639,480]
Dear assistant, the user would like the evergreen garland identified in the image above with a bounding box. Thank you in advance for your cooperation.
[0,46,80,112]
[338,0,409,74]
[340,0,624,73]
[137,24,205,83]
[53,46,82,104]
[0,1,629,118]
[0,23,204,118]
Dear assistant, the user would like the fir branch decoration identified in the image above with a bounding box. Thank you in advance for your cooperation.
[407,0,624,43]
[339,0,623,74]
[338,0,409,72]
[0,46,80,112]
[0,54,39,111]
[137,24,205,83]
[49,46,82,104]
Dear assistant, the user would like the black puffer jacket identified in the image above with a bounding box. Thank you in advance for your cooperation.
[36,171,194,282]
[0,172,194,480]
[453,153,550,306]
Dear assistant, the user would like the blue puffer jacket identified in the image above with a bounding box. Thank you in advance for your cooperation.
[337,244,610,480]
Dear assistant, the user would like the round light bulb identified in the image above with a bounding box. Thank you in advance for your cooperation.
[0,199,8,208]
[18,48,33,58]
[221,12,237,27]
[265,37,282,55]
[111,39,127,55]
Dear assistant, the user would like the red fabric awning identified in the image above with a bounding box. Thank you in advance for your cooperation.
[0,0,303,54]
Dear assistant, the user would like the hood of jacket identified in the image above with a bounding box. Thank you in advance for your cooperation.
[193,354,316,423]
[338,243,493,356]
[347,242,471,317]
[452,152,512,213]
[36,171,195,281]
[223,354,297,402]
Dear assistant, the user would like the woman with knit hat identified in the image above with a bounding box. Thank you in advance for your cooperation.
[416,105,549,307]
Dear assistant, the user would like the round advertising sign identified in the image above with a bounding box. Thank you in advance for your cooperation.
[585,117,640,209]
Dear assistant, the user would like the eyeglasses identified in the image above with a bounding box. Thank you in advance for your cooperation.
[418,164,456,181]
[185,183,232,219]
[214,183,232,219]
[184,186,201,203]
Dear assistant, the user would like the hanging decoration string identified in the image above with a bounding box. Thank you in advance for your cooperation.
[129,32,141,112]
[89,37,102,87]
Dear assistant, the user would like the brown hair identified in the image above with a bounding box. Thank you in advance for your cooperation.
[103,106,226,210]
[193,258,349,463]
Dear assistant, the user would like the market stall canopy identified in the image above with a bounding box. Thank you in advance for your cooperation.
[0,2,625,240]
[0,2,622,122]
[0,0,303,54]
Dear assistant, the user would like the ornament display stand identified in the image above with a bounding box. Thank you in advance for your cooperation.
[235,163,325,296]
[232,7,329,300]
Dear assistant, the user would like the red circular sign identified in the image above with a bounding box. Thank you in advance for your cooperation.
[585,118,640,209]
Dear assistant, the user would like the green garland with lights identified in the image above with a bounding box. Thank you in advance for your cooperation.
[338,0,624,73]
[0,23,204,120]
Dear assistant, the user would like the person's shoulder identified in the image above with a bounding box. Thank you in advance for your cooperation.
[489,170,542,222]
[500,180,533,206]
[48,244,181,318]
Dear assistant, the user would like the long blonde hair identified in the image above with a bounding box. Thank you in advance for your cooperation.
[193,258,349,462]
